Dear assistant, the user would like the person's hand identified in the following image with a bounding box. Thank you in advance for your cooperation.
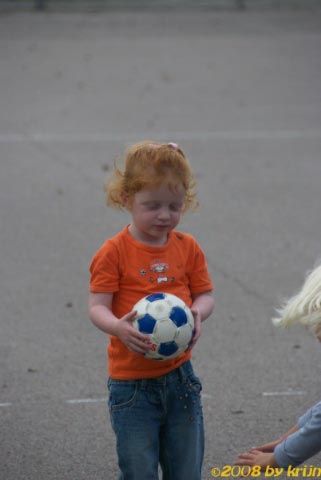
[235,450,278,468]
[114,310,152,355]
[187,307,202,350]
[250,439,281,453]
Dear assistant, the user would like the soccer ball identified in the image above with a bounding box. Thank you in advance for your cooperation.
[133,292,194,360]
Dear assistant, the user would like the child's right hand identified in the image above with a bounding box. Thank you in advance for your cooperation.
[115,310,153,355]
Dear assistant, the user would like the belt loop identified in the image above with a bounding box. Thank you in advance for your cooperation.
[178,364,186,384]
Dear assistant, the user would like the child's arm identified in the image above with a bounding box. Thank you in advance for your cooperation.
[234,424,299,468]
[235,427,298,469]
[254,424,300,452]
[88,292,151,355]
[189,291,214,349]
[191,291,215,322]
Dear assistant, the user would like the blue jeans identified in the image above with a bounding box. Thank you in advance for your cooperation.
[107,360,204,480]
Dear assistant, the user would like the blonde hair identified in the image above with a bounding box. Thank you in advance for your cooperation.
[272,264,321,328]
[105,141,198,211]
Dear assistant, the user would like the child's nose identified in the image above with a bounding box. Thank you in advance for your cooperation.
[158,207,170,220]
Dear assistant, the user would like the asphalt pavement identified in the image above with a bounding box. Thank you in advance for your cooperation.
[1,9,321,480]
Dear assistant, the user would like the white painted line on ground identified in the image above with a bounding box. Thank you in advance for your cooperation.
[0,129,320,144]
[65,398,107,405]
[66,394,214,404]
[262,391,306,397]
[1,395,212,407]
[0,391,307,407]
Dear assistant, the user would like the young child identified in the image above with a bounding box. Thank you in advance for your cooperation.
[235,264,321,469]
[88,141,214,480]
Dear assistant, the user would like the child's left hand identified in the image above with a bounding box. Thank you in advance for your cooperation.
[187,308,202,350]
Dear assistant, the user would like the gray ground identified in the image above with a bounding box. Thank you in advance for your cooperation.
[1,9,321,480]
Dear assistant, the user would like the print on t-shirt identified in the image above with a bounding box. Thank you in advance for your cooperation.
[139,259,175,285]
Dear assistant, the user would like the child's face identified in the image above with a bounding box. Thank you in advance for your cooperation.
[126,183,185,245]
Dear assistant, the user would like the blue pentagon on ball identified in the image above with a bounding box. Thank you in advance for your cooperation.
[158,341,179,357]
[137,314,156,334]
[146,293,166,302]
[169,306,188,327]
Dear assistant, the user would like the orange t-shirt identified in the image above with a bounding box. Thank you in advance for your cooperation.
[89,226,213,379]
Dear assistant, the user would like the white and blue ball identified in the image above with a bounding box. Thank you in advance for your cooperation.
[133,292,194,360]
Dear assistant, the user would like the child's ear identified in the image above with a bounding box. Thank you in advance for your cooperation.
[312,323,321,342]
[121,192,131,210]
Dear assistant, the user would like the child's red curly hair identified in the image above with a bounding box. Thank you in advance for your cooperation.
[105,141,198,211]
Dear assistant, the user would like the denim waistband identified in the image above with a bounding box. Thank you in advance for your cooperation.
[142,360,193,386]
[110,360,193,386]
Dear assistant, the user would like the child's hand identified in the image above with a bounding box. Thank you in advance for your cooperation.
[251,439,281,453]
[115,310,153,355]
[187,307,202,350]
[234,450,278,468]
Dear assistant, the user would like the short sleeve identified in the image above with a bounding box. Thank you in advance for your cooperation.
[89,241,120,293]
[187,239,213,295]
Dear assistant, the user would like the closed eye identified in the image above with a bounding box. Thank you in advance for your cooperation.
[141,201,183,212]
[142,202,160,210]
[170,203,183,212]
